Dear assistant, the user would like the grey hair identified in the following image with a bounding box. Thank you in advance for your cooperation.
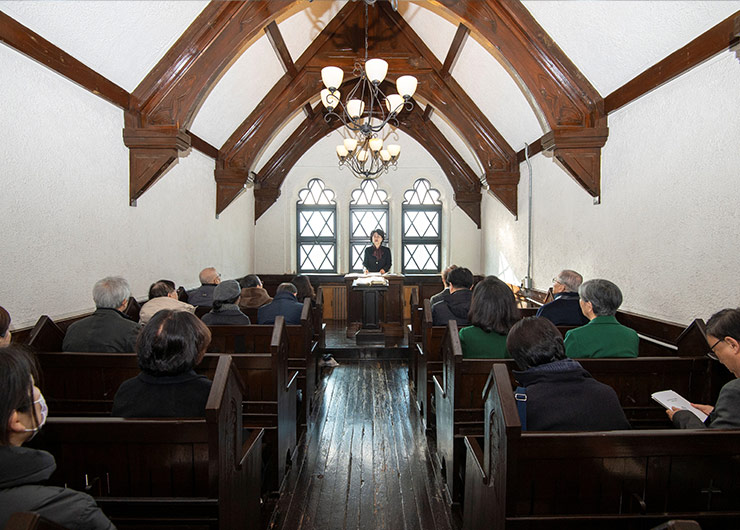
[555,269,583,292]
[578,279,622,316]
[92,276,131,309]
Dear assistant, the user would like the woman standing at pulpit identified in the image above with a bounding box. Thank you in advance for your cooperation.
[363,229,391,274]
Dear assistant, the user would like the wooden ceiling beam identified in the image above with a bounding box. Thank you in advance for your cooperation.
[0,11,129,109]
[265,21,298,78]
[441,23,470,79]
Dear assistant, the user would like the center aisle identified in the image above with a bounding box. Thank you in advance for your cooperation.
[270,361,454,530]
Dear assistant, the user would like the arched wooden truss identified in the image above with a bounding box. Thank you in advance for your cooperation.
[123,0,609,219]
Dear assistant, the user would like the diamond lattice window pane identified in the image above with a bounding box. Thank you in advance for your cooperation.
[403,244,439,272]
[298,178,336,205]
[351,244,367,270]
[351,210,387,239]
[351,179,388,205]
[404,210,439,238]
[403,178,441,205]
[299,244,335,272]
[299,210,335,238]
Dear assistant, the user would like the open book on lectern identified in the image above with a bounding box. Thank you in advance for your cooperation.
[651,390,708,422]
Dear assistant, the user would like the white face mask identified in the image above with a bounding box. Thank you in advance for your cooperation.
[23,392,48,440]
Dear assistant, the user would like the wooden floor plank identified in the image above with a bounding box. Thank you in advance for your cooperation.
[274,361,455,530]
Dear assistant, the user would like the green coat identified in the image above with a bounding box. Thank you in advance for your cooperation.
[459,325,509,359]
[564,315,639,359]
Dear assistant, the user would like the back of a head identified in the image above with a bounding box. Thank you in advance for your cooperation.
[291,275,315,301]
[442,264,458,284]
[240,274,261,289]
[507,317,566,371]
[148,280,176,300]
[0,306,10,338]
[137,310,211,376]
[199,267,220,285]
[0,346,38,445]
[578,279,622,316]
[469,275,518,334]
[447,267,473,289]
[556,269,583,292]
[276,282,297,296]
[706,308,740,340]
[93,276,131,309]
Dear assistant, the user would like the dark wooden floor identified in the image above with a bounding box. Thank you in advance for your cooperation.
[270,361,454,530]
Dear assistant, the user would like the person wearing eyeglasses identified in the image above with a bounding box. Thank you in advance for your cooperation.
[536,270,589,326]
[186,267,222,308]
[667,308,740,429]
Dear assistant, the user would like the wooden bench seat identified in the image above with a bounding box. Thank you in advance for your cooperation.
[462,364,740,530]
[29,355,263,530]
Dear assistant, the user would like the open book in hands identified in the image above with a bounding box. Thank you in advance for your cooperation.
[651,390,708,422]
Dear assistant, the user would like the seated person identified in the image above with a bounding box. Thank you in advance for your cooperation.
[63,276,141,353]
[508,317,631,431]
[112,310,212,418]
[430,265,457,306]
[258,283,304,325]
[458,276,517,358]
[564,279,638,359]
[187,267,221,307]
[432,267,473,326]
[238,274,272,310]
[668,308,740,429]
[536,269,589,326]
[201,280,251,326]
[0,305,11,347]
[139,279,195,325]
[291,274,316,306]
[0,346,115,529]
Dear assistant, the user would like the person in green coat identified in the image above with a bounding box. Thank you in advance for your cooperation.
[564,279,639,358]
[459,276,519,358]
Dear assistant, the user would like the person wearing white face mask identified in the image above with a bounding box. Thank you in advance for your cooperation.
[0,346,116,529]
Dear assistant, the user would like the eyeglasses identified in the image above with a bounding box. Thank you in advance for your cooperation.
[552,277,562,285]
[707,338,723,360]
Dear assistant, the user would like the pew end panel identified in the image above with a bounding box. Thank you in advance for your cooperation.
[27,316,65,352]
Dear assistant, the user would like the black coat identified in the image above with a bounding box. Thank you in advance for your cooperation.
[257,292,304,325]
[186,284,218,308]
[535,291,589,326]
[112,370,212,418]
[432,289,472,326]
[513,359,631,431]
[62,308,141,353]
[363,245,391,273]
[0,446,115,529]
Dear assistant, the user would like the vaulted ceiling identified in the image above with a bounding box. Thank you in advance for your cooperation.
[2,1,738,226]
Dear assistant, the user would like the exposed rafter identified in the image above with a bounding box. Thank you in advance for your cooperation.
[441,23,470,79]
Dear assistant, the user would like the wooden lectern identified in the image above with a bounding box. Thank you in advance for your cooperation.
[345,274,404,339]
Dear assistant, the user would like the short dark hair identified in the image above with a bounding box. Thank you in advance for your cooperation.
[507,317,566,370]
[240,274,261,289]
[447,267,473,289]
[578,279,623,316]
[0,306,10,338]
[136,310,211,376]
[706,308,740,341]
[441,265,458,284]
[276,283,297,295]
[291,275,315,302]
[370,229,385,242]
[0,346,39,445]
[468,275,518,334]
[148,280,176,300]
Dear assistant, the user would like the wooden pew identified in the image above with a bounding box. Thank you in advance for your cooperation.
[433,318,718,504]
[407,289,421,389]
[4,513,69,530]
[415,299,447,430]
[30,355,264,530]
[27,316,65,352]
[463,364,740,530]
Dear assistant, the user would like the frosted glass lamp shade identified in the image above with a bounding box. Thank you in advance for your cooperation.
[347,99,365,119]
[396,75,417,98]
[365,58,388,85]
[369,137,383,152]
[336,145,349,158]
[385,94,404,115]
[380,150,391,162]
[387,144,401,158]
[321,66,344,90]
[320,88,340,110]
[357,150,369,162]
[343,138,358,152]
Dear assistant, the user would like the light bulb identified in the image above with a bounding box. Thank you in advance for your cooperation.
[347,99,365,119]
[321,66,343,90]
[396,75,417,99]
[343,138,358,152]
[365,58,388,85]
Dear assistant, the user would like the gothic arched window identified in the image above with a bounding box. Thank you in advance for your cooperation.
[296,178,337,273]
[349,179,389,272]
[402,178,442,273]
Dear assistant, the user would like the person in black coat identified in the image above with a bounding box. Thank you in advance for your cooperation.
[201,280,251,326]
[535,269,589,326]
[112,310,212,418]
[507,316,630,432]
[258,283,304,325]
[362,229,391,274]
[432,267,474,326]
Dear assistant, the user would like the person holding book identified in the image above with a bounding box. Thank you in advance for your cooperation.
[667,308,740,429]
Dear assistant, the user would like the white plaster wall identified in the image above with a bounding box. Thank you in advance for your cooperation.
[481,50,740,324]
[0,45,254,329]
[254,129,481,275]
